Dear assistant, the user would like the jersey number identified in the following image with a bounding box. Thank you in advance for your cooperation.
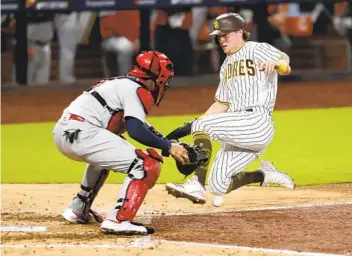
[87,76,120,91]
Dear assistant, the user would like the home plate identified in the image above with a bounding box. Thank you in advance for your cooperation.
[0,226,47,232]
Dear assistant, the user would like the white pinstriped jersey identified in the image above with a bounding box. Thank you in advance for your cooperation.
[215,41,284,113]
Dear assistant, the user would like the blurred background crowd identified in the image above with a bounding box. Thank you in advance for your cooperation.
[1,1,352,86]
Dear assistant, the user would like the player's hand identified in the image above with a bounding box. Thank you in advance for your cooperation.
[260,60,279,76]
[169,143,190,165]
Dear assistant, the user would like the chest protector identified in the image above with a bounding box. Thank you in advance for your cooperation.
[107,86,154,135]
[136,87,154,114]
[107,111,126,135]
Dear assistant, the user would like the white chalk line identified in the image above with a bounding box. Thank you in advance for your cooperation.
[0,238,348,257]
[0,226,47,232]
[2,201,352,217]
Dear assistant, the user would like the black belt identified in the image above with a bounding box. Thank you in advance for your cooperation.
[244,108,272,116]
[89,90,120,115]
[29,39,49,46]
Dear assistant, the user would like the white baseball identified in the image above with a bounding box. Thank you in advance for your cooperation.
[212,196,224,207]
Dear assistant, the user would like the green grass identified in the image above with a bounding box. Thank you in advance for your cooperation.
[1,107,352,185]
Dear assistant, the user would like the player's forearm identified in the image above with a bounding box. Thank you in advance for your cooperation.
[125,117,171,152]
[164,100,229,141]
[203,100,229,116]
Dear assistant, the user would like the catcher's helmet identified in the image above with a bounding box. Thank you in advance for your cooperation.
[128,51,174,106]
[210,13,250,41]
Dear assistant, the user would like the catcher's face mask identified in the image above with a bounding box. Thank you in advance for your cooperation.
[154,53,174,106]
[128,51,160,80]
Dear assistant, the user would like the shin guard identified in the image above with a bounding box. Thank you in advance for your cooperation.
[115,148,162,221]
[75,168,110,220]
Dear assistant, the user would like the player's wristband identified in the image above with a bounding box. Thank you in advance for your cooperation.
[165,119,196,140]
[275,60,289,75]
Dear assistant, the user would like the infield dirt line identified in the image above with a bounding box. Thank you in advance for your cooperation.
[2,201,352,216]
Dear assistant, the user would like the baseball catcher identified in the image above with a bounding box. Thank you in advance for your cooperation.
[53,51,203,235]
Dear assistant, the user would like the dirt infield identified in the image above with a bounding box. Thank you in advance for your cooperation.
[1,80,352,256]
[2,184,352,256]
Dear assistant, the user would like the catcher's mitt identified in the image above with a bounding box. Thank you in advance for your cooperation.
[176,143,209,176]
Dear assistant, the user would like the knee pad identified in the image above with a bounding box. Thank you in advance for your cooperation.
[115,148,163,221]
[116,37,134,53]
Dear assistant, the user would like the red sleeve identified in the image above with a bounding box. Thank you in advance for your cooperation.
[136,87,154,114]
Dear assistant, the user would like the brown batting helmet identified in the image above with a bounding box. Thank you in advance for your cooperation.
[210,13,250,41]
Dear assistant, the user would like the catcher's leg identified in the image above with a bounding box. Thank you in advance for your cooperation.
[62,165,109,224]
[54,121,144,225]
[101,148,162,235]
[165,132,212,204]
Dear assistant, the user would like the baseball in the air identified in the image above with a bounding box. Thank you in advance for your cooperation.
[212,196,224,207]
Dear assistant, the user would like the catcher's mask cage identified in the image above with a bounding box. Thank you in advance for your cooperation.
[154,52,174,106]
[210,13,250,45]
[128,51,174,106]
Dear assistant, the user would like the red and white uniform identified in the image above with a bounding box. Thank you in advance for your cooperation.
[53,77,152,172]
